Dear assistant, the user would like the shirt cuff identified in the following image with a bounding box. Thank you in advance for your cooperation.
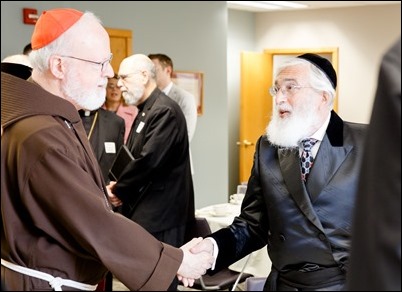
[205,237,219,270]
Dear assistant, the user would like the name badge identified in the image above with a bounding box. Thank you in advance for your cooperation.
[136,121,145,133]
[104,142,116,153]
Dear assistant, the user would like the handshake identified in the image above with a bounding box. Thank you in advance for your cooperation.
[177,237,215,287]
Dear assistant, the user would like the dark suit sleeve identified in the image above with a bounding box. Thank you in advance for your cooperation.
[210,136,269,272]
[114,106,186,202]
[347,37,401,291]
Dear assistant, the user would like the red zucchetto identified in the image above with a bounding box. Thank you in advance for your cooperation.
[31,8,83,50]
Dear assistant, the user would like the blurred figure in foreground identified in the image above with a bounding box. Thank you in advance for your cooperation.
[347,37,401,291]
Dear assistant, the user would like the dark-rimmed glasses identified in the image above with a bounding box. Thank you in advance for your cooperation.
[61,53,113,72]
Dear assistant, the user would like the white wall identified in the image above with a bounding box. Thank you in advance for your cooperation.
[227,10,255,195]
[255,5,401,123]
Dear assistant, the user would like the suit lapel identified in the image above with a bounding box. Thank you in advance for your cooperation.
[306,135,353,202]
[279,148,324,231]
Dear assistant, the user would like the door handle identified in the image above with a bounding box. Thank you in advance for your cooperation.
[236,140,254,147]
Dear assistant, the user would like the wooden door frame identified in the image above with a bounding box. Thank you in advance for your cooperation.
[105,27,133,73]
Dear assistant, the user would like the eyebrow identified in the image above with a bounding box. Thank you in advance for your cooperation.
[275,78,298,85]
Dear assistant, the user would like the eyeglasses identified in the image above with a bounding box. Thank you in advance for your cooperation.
[269,83,311,97]
[61,53,113,72]
[117,71,143,82]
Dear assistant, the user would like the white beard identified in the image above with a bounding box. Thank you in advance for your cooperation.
[266,101,320,148]
[122,86,144,106]
[62,73,105,111]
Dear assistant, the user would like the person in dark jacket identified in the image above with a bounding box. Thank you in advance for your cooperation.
[78,108,125,184]
[189,53,368,291]
[108,54,195,291]
[347,37,401,291]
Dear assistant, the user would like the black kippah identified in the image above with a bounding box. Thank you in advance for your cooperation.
[297,53,337,89]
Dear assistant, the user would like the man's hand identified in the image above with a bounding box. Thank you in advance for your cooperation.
[190,237,214,255]
[177,237,214,287]
[106,181,122,207]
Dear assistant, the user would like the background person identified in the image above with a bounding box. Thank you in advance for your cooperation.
[189,53,368,291]
[103,73,138,144]
[1,8,212,291]
[347,37,401,291]
[148,53,197,174]
[78,108,125,185]
[108,53,195,290]
[1,54,32,80]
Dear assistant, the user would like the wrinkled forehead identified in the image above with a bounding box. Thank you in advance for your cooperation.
[275,63,310,84]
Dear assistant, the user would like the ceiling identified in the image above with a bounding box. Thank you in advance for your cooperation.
[227,1,401,13]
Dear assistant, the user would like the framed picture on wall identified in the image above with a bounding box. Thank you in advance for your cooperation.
[172,71,204,116]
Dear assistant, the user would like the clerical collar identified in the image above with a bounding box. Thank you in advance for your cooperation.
[78,109,98,117]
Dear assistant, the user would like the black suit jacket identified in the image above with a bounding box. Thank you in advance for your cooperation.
[210,111,367,289]
[113,88,195,234]
[348,37,401,291]
[81,108,125,183]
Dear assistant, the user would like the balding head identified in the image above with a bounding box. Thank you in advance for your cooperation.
[120,54,156,80]
[118,54,157,106]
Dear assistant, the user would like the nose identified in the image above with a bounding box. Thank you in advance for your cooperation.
[104,63,114,78]
[275,90,287,104]
[117,78,124,89]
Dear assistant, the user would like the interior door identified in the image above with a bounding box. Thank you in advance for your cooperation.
[105,28,133,73]
[238,52,271,183]
[239,48,338,183]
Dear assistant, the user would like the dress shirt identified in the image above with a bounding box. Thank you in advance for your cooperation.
[298,113,331,158]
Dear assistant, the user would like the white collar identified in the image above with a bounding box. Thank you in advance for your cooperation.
[162,81,173,95]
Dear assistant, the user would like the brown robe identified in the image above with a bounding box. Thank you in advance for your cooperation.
[1,72,182,291]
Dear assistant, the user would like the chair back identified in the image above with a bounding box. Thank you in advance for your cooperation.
[185,217,212,240]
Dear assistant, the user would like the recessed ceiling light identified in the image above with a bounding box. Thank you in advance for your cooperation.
[227,1,308,11]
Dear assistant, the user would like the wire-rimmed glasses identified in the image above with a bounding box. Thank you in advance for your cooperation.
[269,83,312,97]
[61,53,113,72]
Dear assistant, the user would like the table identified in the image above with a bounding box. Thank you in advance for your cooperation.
[195,203,271,277]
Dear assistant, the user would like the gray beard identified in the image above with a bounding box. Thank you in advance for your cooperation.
[62,81,105,111]
[266,104,320,148]
[122,87,143,106]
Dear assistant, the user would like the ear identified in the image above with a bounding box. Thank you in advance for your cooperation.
[322,91,330,104]
[141,70,150,85]
[48,55,65,79]
[166,65,173,75]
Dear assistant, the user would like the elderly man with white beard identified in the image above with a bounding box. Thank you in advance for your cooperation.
[189,53,368,291]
